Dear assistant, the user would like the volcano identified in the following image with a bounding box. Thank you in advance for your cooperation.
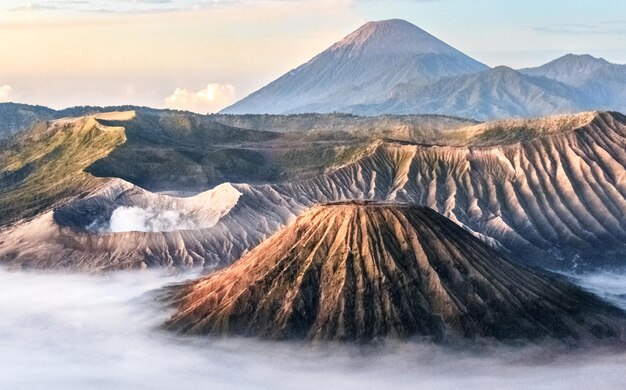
[165,202,625,343]
[221,19,487,114]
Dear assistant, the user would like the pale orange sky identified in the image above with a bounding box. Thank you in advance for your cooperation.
[1,0,624,112]
[0,0,363,110]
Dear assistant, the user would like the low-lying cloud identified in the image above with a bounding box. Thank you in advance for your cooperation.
[0,268,625,389]
[94,206,202,233]
[0,85,12,102]
[164,83,236,114]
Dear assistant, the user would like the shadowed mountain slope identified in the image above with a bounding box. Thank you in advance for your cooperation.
[0,103,57,139]
[0,109,373,226]
[520,54,626,113]
[346,66,586,120]
[165,202,626,343]
[211,113,475,136]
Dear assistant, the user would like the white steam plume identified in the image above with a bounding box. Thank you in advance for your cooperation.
[96,206,201,233]
[164,83,236,114]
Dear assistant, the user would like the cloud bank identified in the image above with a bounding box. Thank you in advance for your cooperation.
[0,85,12,102]
[165,83,236,113]
[0,268,625,389]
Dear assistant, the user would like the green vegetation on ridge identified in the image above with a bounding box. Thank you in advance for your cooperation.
[0,116,126,224]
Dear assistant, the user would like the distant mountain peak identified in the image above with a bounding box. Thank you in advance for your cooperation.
[331,19,424,47]
[520,53,620,88]
[328,18,463,57]
[490,65,517,73]
[484,66,529,81]
[555,53,610,64]
[221,19,486,114]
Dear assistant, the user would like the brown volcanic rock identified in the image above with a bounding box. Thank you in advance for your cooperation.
[166,202,625,343]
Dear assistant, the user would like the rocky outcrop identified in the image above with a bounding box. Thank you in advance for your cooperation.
[165,202,626,343]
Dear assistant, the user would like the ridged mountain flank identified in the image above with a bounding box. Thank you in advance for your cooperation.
[521,54,618,87]
[347,66,585,120]
[221,19,487,114]
[521,54,626,113]
[165,202,626,343]
[2,111,625,271]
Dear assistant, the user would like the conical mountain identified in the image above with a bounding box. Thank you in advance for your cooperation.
[221,19,487,114]
[165,202,625,343]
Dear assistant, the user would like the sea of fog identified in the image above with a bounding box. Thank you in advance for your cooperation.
[1,268,626,390]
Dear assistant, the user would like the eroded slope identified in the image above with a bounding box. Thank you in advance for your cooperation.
[0,111,624,271]
[165,202,626,343]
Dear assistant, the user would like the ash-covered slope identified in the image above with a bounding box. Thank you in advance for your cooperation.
[0,180,247,271]
[222,19,486,115]
[248,111,626,269]
[165,202,626,343]
[1,111,624,272]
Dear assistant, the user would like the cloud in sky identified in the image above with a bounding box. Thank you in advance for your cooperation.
[165,83,236,113]
[127,0,172,4]
[0,85,12,102]
[535,20,626,35]
[10,2,61,12]
[5,0,347,15]
[5,0,244,14]
[0,0,358,109]
[1,0,625,108]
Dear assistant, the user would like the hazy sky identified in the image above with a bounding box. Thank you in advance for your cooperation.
[0,0,625,111]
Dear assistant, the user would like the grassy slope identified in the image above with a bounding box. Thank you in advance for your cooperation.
[0,110,375,227]
[0,109,602,228]
[86,112,372,191]
[0,117,126,225]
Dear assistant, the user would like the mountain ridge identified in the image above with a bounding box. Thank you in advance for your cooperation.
[520,54,626,113]
[520,54,618,87]
[344,66,587,120]
[1,110,624,272]
[221,20,626,119]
